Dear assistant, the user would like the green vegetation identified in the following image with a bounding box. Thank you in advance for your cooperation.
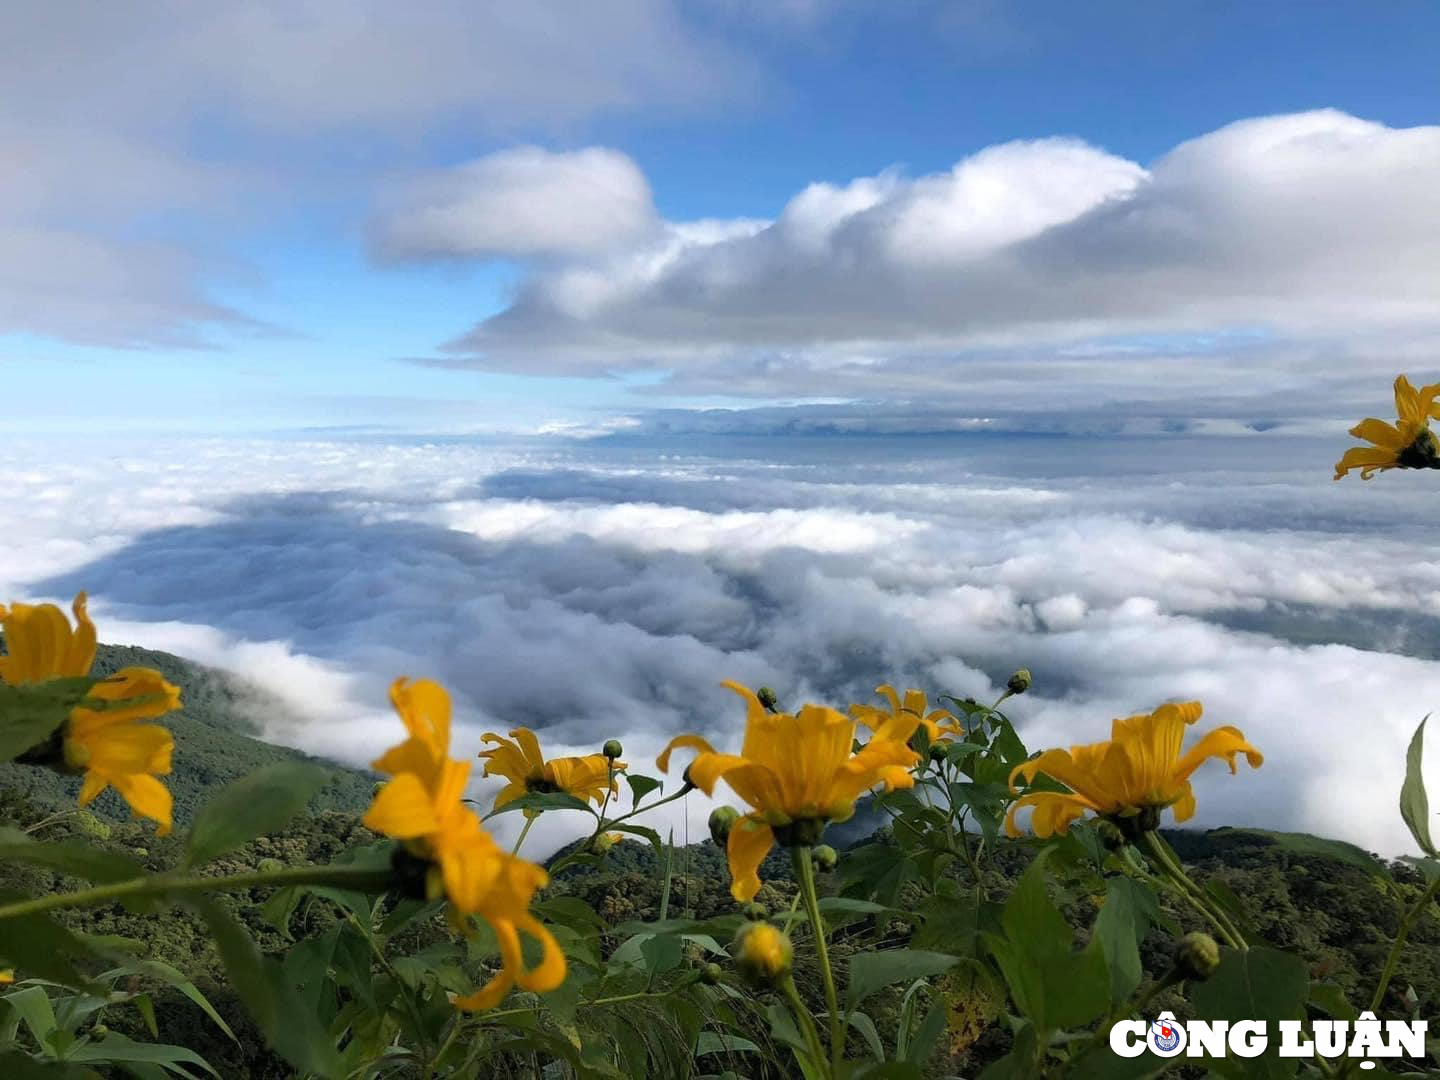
[2,641,1437,1077]
[0,642,377,825]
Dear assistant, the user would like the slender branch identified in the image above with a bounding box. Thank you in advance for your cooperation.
[1369,876,1440,1014]
[0,863,393,921]
[781,975,832,1080]
[793,846,843,1078]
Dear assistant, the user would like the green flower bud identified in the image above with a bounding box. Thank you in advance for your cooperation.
[743,901,768,922]
[929,744,949,764]
[734,922,793,989]
[812,844,838,872]
[1096,820,1128,850]
[1174,932,1221,981]
[90,1024,108,1038]
[1006,668,1032,695]
[602,739,624,760]
[709,806,740,848]
[701,962,724,985]
[756,686,779,712]
[257,858,285,874]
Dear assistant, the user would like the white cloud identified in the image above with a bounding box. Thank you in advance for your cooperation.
[5,433,1440,856]
[372,147,660,262]
[0,0,758,347]
[445,111,1440,408]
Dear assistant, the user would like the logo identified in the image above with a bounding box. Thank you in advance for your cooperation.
[1111,1012,1429,1071]
[1149,1015,1185,1056]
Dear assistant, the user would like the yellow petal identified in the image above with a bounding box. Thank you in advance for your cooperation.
[655,733,719,775]
[1004,792,1094,838]
[726,815,775,902]
[65,593,97,678]
[514,913,567,993]
[110,772,174,835]
[1172,726,1263,783]
[363,773,442,839]
[77,722,173,776]
[1348,417,1406,450]
[1333,446,1399,480]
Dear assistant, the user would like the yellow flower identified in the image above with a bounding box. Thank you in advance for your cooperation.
[478,728,624,813]
[851,684,962,744]
[1005,701,1262,838]
[734,921,793,988]
[0,969,13,985]
[363,679,565,1010]
[1,593,180,835]
[1334,375,1440,480]
[657,681,921,901]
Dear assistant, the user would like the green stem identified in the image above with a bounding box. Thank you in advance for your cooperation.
[1368,876,1440,1014]
[1140,832,1246,951]
[510,816,535,857]
[0,863,393,922]
[793,846,843,1078]
[602,783,693,828]
[781,975,832,1080]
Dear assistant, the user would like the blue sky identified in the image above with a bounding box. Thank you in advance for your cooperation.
[4,0,1439,434]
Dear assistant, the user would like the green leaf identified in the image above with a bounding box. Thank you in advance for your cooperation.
[694,1032,761,1056]
[1401,717,1436,856]
[1092,877,1160,1004]
[486,790,593,817]
[0,832,145,885]
[903,999,949,1065]
[0,894,103,991]
[845,949,958,1011]
[0,1050,98,1079]
[1193,948,1309,1079]
[0,679,95,762]
[852,1063,923,1080]
[105,959,238,1045]
[3,986,57,1046]
[984,857,1109,1032]
[1308,980,1358,1022]
[192,898,343,1078]
[625,774,662,806]
[183,762,327,867]
[848,1009,886,1060]
[68,1034,220,1077]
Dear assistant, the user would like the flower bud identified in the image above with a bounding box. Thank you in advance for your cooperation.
[734,922,793,989]
[812,845,838,872]
[1174,932,1221,981]
[90,1024,108,1038]
[1096,819,1127,850]
[709,806,740,847]
[591,832,622,854]
[603,739,624,760]
[743,901,768,922]
[929,744,949,764]
[1006,669,1032,695]
[257,857,285,874]
[756,687,779,712]
[701,962,724,985]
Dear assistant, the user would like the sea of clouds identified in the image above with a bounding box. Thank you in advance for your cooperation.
[4,429,1439,857]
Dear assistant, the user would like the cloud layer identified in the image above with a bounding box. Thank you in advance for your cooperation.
[443,111,1440,411]
[6,431,1438,855]
[0,0,753,347]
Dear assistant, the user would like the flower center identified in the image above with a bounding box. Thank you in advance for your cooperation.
[1398,428,1440,469]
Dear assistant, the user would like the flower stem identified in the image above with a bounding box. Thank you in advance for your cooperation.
[1369,876,1440,1014]
[1140,832,1246,950]
[510,815,535,856]
[0,863,393,922]
[781,975,832,1080]
[793,846,843,1077]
